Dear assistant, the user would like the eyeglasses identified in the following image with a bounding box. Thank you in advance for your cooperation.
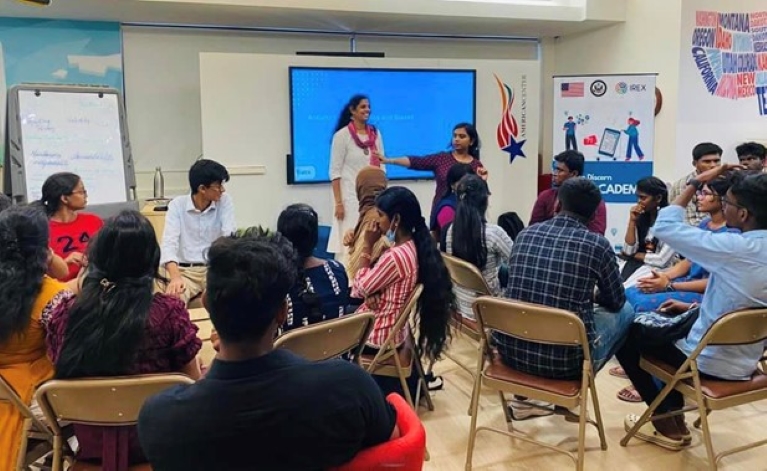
[70,189,88,196]
[721,196,745,209]
[696,189,716,198]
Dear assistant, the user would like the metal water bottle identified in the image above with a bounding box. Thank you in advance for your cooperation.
[153,167,165,199]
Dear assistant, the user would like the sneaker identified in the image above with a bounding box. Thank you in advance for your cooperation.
[509,398,555,420]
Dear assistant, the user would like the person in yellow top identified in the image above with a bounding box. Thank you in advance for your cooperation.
[0,205,68,470]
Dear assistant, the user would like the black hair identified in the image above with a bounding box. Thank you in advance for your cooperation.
[558,177,602,221]
[38,172,81,217]
[692,142,723,161]
[736,142,767,161]
[451,175,490,270]
[0,206,49,344]
[730,173,767,229]
[205,230,299,343]
[554,150,585,176]
[55,211,162,378]
[277,204,322,323]
[189,159,230,194]
[375,186,454,359]
[634,176,668,245]
[708,172,739,200]
[333,94,371,134]
[441,163,475,200]
[0,194,12,213]
[452,122,481,159]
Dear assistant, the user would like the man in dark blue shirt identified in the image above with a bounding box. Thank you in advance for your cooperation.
[138,231,397,471]
[496,177,633,381]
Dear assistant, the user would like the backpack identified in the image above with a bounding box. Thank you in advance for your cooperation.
[497,212,525,242]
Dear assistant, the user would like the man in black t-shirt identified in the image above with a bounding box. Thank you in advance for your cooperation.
[138,231,398,471]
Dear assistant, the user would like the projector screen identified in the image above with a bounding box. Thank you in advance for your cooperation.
[289,67,476,184]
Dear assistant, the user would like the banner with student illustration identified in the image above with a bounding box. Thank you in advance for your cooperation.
[552,74,657,251]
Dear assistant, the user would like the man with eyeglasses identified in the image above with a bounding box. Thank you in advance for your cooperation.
[529,150,607,234]
[161,159,236,305]
[736,141,766,172]
[616,166,767,450]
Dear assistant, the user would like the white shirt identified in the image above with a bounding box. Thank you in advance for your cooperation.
[160,192,236,265]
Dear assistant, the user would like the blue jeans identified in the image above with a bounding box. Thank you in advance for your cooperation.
[591,302,635,372]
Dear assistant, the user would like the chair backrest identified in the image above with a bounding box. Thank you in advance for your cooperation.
[35,373,195,432]
[274,312,375,362]
[441,253,491,295]
[473,296,590,361]
[327,393,426,471]
[698,308,767,347]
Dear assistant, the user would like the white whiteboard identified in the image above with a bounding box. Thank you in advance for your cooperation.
[17,90,128,205]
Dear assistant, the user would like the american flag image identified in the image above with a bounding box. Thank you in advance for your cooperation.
[561,82,584,98]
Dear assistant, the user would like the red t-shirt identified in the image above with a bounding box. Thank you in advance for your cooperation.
[49,213,103,281]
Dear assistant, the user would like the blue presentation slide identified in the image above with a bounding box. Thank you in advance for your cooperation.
[289,67,475,184]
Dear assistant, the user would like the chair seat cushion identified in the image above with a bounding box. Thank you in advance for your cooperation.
[484,354,581,397]
[643,356,767,399]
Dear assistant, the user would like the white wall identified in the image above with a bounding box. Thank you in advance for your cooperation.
[541,0,683,182]
[199,53,540,229]
[122,26,539,227]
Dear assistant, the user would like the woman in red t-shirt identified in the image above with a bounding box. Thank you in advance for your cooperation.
[380,122,488,211]
[38,173,103,281]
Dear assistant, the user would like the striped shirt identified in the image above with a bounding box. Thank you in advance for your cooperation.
[352,240,418,348]
[446,223,513,320]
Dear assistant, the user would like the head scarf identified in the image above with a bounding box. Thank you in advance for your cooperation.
[355,166,387,216]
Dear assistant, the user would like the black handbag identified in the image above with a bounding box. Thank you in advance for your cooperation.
[632,306,700,347]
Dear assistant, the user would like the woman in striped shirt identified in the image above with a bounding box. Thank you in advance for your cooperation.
[351,187,455,361]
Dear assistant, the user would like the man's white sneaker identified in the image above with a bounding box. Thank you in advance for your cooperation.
[509,398,555,421]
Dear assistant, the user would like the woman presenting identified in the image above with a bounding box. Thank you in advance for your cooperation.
[329,94,385,264]
[380,122,487,211]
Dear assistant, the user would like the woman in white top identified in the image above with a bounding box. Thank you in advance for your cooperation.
[328,94,385,264]
[446,174,513,320]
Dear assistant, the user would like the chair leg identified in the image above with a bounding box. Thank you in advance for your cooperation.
[694,408,711,429]
[52,435,62,471]
[576,376,589,471]
[499,391,512,424]
[691,373,718,471]
[413,353,434,411]
[464,347,486,470]
[589,375,608,451]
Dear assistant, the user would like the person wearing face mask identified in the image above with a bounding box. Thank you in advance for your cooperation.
[328,95,386,265]
[351,186,454,357]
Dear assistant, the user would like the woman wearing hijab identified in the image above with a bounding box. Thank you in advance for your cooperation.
[344,166,389,283]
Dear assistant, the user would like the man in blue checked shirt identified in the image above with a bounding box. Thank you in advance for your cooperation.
[495,177,634,420]
[616,166,767,451]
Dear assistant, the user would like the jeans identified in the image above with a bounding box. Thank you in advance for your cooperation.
[566,134,578,151]
[591,302,635,373]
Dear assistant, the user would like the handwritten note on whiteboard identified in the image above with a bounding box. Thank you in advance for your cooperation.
[18,90,127,205]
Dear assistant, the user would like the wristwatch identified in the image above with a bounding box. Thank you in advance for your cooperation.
[687,178,703,190]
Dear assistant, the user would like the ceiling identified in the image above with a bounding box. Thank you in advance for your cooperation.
[0,0,621,38]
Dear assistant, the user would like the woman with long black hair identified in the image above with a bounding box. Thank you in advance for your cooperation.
[446,174,513,320]
[351,186,454,361]
[277,204,349,331]
[431,163,475,244]
[46,210,201,470]
[381,122,488,211]
[328,94,385,263]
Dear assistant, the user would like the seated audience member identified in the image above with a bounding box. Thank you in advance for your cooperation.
[431,163,474,244]
[0,195,68,280]
[277,204,349,331]
[138,232,398,471]
[47,210,201,470]
[620,177,674,285]
[496,178,633,419]
[617,166,767,450]
[625,175,738,313]
[668,142,722,226]
[0,206,68,470]
[736,141,767,172]
[352,186,454,360]
[345,166,389,281]
[530,150,607,234]
[446,174,512,320]
[161,159,236,304]
[38,172,103,281]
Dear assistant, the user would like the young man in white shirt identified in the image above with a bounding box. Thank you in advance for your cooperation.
[161,159,236,304]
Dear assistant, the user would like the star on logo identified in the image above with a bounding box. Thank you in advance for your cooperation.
[502,136,526,163]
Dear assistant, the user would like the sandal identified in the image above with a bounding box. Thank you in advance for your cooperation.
[609,366,628,379]
[617,385,643,403]
[424,373,444,391]
[624,414,687,451]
